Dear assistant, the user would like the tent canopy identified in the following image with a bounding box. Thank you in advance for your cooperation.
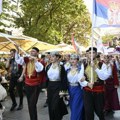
[0,33,24,42]
[0,33,57,52]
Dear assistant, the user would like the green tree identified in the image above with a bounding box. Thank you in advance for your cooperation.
[0,0,18,31]
[102,35,115,44]
[14,0,91,45]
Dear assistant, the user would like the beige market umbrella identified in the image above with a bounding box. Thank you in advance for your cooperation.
[0,34,57,52]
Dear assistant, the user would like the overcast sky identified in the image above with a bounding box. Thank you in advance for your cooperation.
[83,0,93,14]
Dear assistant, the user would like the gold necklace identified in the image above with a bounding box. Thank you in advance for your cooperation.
[70,68,78,76]
[52,64,58,69]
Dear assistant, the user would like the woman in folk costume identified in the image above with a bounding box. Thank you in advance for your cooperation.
[67,54,93,120]
[46,52,68,120]
[14,46,44,120]
[104,55,120,114]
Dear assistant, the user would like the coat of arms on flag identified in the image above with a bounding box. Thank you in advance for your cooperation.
[93,0,120,28]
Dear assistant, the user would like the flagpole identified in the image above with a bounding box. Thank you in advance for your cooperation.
[0,32,27,55]
[90,0,95,84]
[91,28,94,83]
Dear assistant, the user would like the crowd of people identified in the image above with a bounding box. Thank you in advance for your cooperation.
[0,45,120,120]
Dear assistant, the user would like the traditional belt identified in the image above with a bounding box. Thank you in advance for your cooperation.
[84,85,104,93]
[49,79,60,82]
[69,82,79,86]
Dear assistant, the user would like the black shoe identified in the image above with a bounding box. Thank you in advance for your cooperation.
[43,102,48,108]
[17,104,23,110]
[104,110,114,116]
[10,103,17,111]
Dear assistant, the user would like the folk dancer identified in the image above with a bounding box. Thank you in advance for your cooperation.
[67,54,92,120]
[6,49,24,111]
[15,46,44,120]
[104,55,120,114]
[83,47,112,120]
[46,52,68,120]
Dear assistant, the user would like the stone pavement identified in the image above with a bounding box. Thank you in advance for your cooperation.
[1,89,120,120]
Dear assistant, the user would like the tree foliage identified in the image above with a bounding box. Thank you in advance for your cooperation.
[102,34,115,43]
[0,0,17,29]
[14,0,91,45]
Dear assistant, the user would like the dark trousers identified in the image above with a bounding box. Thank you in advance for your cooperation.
[25,84,41,120]
[9,77,24,105]
[83,90,105,120]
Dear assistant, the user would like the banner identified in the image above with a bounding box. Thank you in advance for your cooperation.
[93,0,120,28]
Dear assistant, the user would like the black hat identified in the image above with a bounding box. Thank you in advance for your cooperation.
[86,49,89,53]
[89,47,97,52]
[10,49,16,53]
[32,47,39,52]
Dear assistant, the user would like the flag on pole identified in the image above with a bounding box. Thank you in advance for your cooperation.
[71,34,81,53]
[92,0,120,28]
[0,0,2,14]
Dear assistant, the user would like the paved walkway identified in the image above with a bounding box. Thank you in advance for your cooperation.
[2,88,120,120]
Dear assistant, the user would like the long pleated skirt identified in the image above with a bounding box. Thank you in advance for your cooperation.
[47,81,68,120]
[69,85,84,120]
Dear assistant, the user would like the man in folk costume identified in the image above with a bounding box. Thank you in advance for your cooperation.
[6,49,24,111]
[83,47,112,120]
[104,55,120,114]
[15,46,44,120]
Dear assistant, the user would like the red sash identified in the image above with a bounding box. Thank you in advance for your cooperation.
[84,85,105,93]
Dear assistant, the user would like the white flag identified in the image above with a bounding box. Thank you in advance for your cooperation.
[0,0,2,14]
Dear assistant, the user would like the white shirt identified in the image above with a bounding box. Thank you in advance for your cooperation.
[67,64,88,87]
[95,63,112,80]
[64,62,71,71]
[47,64,60,81]
[115,60,120,71]
[15,52,43,72]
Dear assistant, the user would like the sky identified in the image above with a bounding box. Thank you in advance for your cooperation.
[83,0,93,14]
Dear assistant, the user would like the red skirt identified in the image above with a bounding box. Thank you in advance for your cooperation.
[104,78,120,110]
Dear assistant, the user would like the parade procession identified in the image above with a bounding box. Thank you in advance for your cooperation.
[0,0,120,120]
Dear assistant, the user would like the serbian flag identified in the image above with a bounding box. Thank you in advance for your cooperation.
[93,0,120,28]
[0,0,2,14]
[71,34,81,53]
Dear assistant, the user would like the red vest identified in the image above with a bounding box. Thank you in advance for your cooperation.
[24,57,46,86]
